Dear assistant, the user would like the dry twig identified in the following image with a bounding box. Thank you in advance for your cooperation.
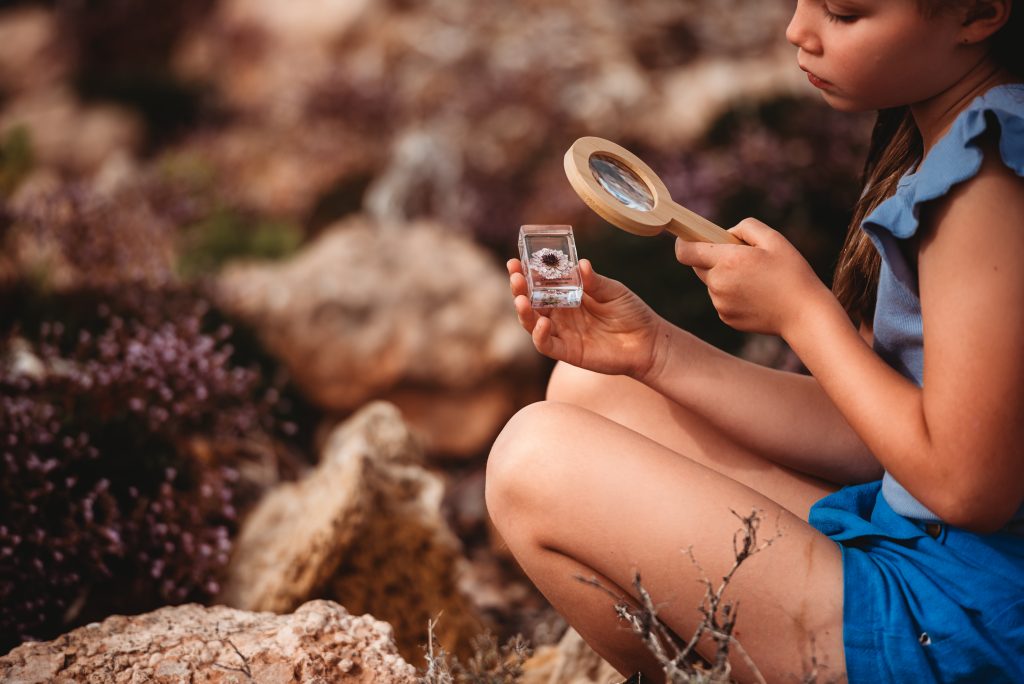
[419,614,531,684]
[578,508,779,684]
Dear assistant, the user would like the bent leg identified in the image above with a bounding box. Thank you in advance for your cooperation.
[486,401,846,683]
[547,361,836,520]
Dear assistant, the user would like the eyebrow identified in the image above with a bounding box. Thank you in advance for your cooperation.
[825,0,875,11]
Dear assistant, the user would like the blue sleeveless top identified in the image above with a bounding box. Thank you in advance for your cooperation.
[861,83,1024,522]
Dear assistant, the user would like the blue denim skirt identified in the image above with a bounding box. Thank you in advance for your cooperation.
[809,481,1024,683]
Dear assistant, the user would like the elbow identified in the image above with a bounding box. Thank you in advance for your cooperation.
[918,440,1024,533]
[941,508,1012,535]
[931,487,1022,534]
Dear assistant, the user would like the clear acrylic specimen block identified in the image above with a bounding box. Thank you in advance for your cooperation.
[518,224,582,308]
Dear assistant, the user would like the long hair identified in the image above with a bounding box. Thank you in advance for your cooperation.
[831,0,1023,325]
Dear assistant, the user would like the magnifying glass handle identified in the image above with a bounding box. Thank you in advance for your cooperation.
[663,201,742,245]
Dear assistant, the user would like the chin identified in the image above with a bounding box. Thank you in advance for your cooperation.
[818,91,875,114]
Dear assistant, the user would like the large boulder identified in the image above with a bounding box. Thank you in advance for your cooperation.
[219,402,484,664]
[0,600,417,684]
[215,218,541,457]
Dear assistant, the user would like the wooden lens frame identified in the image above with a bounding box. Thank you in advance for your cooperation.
[564,136,740,244]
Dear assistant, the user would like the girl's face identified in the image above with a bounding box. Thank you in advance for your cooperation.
[786,0,974,112]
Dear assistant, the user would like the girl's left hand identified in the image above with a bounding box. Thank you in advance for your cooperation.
[674,218,832,338]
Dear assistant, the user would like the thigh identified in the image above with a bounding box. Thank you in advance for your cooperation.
[547,361,837,520]
[488,401,847,683]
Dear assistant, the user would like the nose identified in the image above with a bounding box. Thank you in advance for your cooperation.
[786,0,822,54]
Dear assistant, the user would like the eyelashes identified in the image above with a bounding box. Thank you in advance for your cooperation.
[823,6,858,23]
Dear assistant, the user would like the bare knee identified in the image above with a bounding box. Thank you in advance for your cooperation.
[485,400,581,536]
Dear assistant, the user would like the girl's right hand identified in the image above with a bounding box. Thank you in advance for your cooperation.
[508,258,666,380]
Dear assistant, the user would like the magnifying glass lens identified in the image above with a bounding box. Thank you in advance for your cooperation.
[589,153,655,212]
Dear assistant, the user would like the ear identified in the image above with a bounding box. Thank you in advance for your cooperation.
[959,0,1012,43]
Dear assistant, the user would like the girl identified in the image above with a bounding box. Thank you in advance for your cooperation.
[486,1,1024,682]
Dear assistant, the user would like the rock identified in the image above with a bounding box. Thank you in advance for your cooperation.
[380,379,527,459]
[442,466,488,541]
[219,402,484,664]
[167,0,803,235]
[173,0,371,122]
[169,0,382,219]
[215,217,541,457]
[636,45,814,149]
[0,600,417,684]
[217,0,371,46]
[174,122,380,220]
[521,628,622,684]
[0,87,143,176]
[0,7,69,95]
[1,336,45,381]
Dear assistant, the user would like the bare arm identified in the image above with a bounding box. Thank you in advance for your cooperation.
[640,321,882,485]
[782,148,1024,531]
[509,258,880,484]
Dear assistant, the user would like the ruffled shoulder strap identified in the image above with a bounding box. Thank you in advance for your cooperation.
[863,83,1024,242]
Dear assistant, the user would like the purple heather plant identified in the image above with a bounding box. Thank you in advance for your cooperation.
[0,308,281,652]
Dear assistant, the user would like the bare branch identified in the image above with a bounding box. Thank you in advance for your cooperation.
[578,508,781,684]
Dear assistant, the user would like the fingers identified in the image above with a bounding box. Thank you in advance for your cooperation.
[676,218,782,270]
[510,258,556,344]
[532,315,552,353]
[513,302,563,360]
[509,257,563,359]
[532,315,566,360]
[578,259,628,302]
[514,256,624,304]
[728,218,780,247]
[508,258,528,299]
[513,293,539,332]
[514,293,558,358]
[510,271,528,298]
[578,258,598,293]
[674,238,725,269]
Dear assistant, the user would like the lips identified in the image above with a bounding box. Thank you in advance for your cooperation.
[800,66,833,89]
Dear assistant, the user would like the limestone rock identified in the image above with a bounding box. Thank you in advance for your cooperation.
[170,0,381,219]
[178,122,379,219]
[220,402,484,664]
[0,7,69,95]
[215,217,540,457]
[0,87,143,176]
[380,379,526,459]
[637,45,813,149]
[173,0,371,123]
[167,0,802,232]
[0,600,416,684]
[521,628,621,684]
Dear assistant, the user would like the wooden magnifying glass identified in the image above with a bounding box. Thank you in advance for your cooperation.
[564,136,741,245]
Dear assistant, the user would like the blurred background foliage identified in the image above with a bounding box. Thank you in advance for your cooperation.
[0,0,872,653]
